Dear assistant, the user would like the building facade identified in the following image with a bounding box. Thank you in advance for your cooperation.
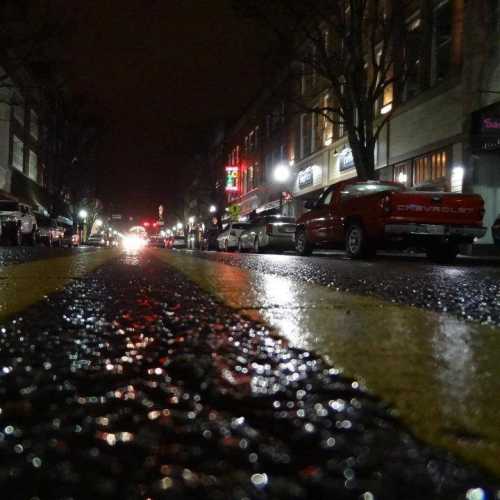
[0,65,54,214]
[214,0,500,244]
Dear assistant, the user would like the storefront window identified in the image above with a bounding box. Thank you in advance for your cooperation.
[413,149,449,187]
[393,161,411,185]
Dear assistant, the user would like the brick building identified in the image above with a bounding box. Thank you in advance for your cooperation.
[213,0,500,244]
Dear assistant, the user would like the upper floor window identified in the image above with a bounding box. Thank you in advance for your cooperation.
[12,135,23,171]
[13,94,24,125]
[28,150,38,182]
[30,110,39,140]
[431,0,452,85]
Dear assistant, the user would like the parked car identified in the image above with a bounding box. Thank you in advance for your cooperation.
[60,228,79,247]
[86,234,107,246]
[37,215,65,247]
[0,200,38,245]
[238,215,296,253]
[216,222,249,251]
[172,235,186,249]
[295,180,486,263]
[493,214,500,247]
[148,233,167,248]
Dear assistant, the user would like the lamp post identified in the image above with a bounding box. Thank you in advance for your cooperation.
[78,209,88,243]
[273,163,291,214]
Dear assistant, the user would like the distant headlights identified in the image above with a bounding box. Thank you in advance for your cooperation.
[0,215,18,223]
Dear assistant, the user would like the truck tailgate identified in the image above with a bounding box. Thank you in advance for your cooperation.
[388,191,484,226]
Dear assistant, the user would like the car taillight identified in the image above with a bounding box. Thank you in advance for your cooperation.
[381,195,392,214]
[266,224,273,235]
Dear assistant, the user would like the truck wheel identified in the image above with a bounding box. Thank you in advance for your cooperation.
[11,227,22,246]
[426,243,459,264]
[345,223,371,259]
[27,229,37,246]
[253,237,263,253]
[295,229,313,256]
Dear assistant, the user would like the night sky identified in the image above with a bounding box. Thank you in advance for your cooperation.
[56,0,268,218]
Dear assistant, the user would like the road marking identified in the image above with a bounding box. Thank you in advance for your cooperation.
[0,250,118,321]
[155,250,500,475]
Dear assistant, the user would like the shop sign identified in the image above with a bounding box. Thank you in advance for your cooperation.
[225,166,240,192]
[339,147,355,171]
[298,167,314,189]
[471,103,500,152]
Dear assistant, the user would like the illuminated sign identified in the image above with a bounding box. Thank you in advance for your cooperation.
[225,166,240,192]
[339,147,355,171]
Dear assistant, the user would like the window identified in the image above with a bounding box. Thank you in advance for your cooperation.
[13,95,24,125]
[323,94,333,145]
[341,182,405,200]
[28,150,38,181]
[300,113,312,158]
[30,110,39,140]
[413,149,449,186]
[402,14,423,102]
[12,135,23,171]
[248,165,254,191]
[431,0,452,84]
[317,188,334,207]
[393,162,411,185]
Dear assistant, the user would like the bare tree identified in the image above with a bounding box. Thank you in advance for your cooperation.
[235,0,423,180]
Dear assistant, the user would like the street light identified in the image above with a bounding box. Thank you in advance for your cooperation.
[188,216,195,225]
[176,222,183,229]
[95,219,103,227]
[78,209,88,220]
[273,163,291,183]
[209,205,217,214]
[273,163,291,214]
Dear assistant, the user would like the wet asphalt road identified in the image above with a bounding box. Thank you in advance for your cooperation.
[188,249,500,327]
[0,245,97,268]
[0,249,499,499]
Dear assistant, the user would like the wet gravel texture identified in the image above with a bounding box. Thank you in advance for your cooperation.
[189,250,500,327]
[0,245,97,268]
[0,253,498,499]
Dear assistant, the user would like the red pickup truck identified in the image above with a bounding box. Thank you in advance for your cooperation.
[295,180,486,263]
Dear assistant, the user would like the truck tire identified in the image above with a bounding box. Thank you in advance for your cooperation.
[11,226,22,246]
[253,237,264,253]
[345,223,373,259]
[295,229,313,256]
[426,243,459,264]
[26,229,37,246]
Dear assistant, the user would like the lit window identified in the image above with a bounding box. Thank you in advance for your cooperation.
[12,135,23,171]
[28,150,38,182]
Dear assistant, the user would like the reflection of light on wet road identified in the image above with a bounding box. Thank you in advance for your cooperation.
[432,317,474,415]
[258,274,304,346]
[158,251,500,474]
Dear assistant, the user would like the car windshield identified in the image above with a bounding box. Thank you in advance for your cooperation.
[231,223,248,230]
[0,201,19,211]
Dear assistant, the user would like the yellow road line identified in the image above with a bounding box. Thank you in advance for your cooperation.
[0,250,118,321]
[154,250,500,475]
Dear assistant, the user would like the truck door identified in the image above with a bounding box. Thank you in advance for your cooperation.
[308,187,335,244]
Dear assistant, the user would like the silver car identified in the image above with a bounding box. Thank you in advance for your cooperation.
[238,215,296,253]
[217,222,249,251]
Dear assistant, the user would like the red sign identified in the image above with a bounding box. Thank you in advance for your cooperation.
[225,166,240,193]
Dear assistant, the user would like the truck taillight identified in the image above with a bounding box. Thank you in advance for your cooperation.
[381,195,392,213]
[266,224,273,235]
